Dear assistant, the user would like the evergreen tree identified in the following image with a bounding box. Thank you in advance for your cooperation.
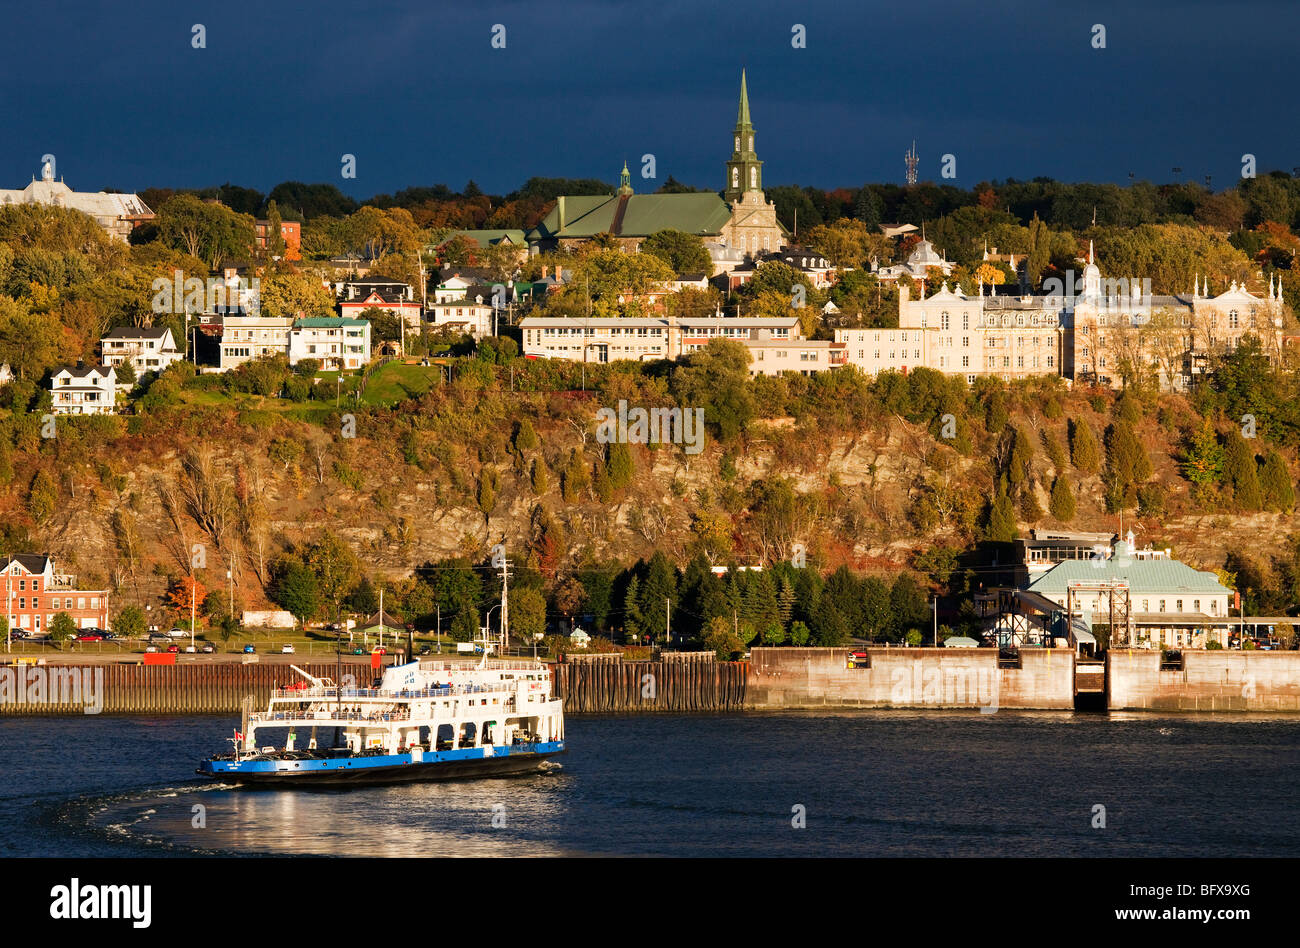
[561,448,588,502]
[1104,421,1151,489]
[1049,476,1076,522]
[606,441,634,489]
[1069,418,1100,475]
[1260,450,1295,512]
[639,552,678,642]
[984,484,1018,542]
[1025,212,1049,288]
[1043,429,1067,472]
[622,575,643,640]
[1008,425,1034,489]
[854,186,881,230]
[1223,429,1262,510]
[811,601,850,647]
[1181,417,1224,499]
[530,457,549,495]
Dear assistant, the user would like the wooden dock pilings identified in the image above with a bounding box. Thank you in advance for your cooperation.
[550,660,747,713]
[0,659,748,715]
[0,662,373,716]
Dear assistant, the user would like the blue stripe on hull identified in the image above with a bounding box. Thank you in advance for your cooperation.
[198,741,565,784]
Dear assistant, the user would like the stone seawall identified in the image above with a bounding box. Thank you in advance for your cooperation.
[1107,650,1300,711]
[746,647,1076,710]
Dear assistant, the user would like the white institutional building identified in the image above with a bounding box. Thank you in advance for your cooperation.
[0,161,153,241]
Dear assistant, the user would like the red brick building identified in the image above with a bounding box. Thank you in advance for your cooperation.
[2,554,110,635]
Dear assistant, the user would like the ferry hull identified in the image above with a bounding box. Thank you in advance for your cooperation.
[197,742,565,788]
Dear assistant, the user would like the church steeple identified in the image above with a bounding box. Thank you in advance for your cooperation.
[617,160,633,196]
[725,69,763,203]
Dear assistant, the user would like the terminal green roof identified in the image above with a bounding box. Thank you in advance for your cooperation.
[1028,546,1231,598]
[295,317,368,327]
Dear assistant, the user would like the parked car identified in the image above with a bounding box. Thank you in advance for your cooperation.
[144,645,158,653]
[184,646,196,653]
[165,644,180,653]
[243,644,256,654]
[418,646,432,655]
[167,628,189,639]
[200,643,215,654]
[350,647,365,655]
[75,633,104,642]
[281,644,295,654]
[372,646,386,655]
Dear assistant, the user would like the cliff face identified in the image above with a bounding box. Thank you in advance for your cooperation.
[8,395,1293,622]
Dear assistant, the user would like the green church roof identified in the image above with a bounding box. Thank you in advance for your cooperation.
[530,192,731,241]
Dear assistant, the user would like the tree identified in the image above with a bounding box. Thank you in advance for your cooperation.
[273,560,320,627]
[509,586,547,644]
[1181,417,1224,499]
[166,575,207,622]
[1049,476,1076,522]
[640,230,712,277]
[1259,450,1295,512]
[155,193,256,270]
[985,484,1018,542]
[1069,417,1101,475]
[1222,429,1262,510]
[703,615,745,659]
[306,532,362,620]
[112,604,147,638]
[49,611,77,645]
[0,296,60,380]
[27,469,57,524]
[670,338,754,440]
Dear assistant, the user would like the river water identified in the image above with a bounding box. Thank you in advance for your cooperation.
[2,711,1296,857]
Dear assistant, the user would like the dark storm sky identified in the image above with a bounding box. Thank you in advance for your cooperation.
[2,0,1295,198]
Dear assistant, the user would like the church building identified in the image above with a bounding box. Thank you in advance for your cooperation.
[527,71,787,265]
[0,161,153,242]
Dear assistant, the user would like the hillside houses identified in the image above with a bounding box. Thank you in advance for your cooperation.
[49,364,117,415]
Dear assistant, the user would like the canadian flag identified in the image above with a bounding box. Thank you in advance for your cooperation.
[234,730,244,740]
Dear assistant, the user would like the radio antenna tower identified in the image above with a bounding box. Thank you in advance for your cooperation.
[905,141,919,186]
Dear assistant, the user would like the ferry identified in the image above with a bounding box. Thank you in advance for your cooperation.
[196,655,565,786]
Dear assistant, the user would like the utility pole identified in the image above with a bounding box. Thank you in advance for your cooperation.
[665,597,671,647]
[499,556,510,655]
[933,596,938,647]
[436,604,441,653]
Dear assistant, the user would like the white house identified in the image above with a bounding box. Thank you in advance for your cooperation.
[289,317,371,370]
[100,326,183,377]
[427,297,495,339]
[219,314,294,370]
[50,364,117,415]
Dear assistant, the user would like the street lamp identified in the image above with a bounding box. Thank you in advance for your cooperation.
[485,604,502,655]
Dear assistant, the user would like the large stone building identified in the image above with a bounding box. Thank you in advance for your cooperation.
[834,243,1288,390]
[527,71,787,262]
[0,161,153,241]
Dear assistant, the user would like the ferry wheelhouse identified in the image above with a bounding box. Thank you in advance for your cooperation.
[197,656,565,786]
